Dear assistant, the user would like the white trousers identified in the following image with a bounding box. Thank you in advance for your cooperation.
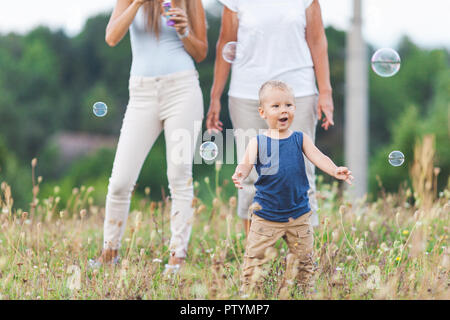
[103,70,203,257]
[228,94,320,227]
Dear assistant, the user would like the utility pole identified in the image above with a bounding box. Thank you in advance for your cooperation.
[345,0,369,198]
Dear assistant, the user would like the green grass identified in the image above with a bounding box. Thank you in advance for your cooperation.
[0,170,448,300]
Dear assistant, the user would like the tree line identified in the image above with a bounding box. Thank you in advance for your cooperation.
[0,7,448,210]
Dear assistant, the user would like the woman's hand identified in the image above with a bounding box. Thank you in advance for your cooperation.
[334,167,354,185]
[166,7,189,36]
[159,0,207,62]
[206,99,223,134]
[306,1,334,131]
[317,91,334,130]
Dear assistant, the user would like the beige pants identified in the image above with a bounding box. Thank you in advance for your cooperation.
[228,95,319,226]
[241,212,315,292]
[103,70,203,258]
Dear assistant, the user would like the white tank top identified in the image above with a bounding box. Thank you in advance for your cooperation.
[129,6,195,77]
[219,0,318,99]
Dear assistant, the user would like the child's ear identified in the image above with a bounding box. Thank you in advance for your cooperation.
[258,106,266,119]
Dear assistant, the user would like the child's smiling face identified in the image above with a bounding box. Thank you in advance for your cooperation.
[259,88,296,131]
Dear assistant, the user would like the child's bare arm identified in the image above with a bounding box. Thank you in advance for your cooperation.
[232,137,258,189]
[302,133,354,184]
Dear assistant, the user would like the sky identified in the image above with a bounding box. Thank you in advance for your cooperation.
[0,0,449,49]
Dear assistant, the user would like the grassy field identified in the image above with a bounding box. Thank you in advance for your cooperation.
[0,142,448,300]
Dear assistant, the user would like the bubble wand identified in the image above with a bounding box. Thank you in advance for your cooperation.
[162,0,175,26]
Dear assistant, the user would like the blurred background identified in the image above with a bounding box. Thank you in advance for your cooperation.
[0,0,448,210]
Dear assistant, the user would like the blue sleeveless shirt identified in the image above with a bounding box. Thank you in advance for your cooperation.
[253,131,311,222]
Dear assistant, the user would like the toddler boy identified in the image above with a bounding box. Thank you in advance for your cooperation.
[232,80,353,294]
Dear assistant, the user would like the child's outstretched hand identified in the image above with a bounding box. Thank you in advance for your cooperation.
[334,167,354,185]
[232,167,245,189]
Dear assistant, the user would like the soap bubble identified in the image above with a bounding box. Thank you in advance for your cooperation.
[388,150,405,167]
[93,102,108,117]
[200,141,218,161]
[371,48,401,77]
[222,41,238,64]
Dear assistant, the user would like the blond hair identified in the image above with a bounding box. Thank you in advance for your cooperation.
[258,80,294,105]
[143,0,199,39]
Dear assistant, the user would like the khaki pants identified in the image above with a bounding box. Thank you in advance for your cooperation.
[241,212,315,292]
[103,70,203,258]
[228,95,319,227]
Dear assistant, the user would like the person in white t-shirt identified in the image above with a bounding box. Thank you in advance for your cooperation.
[206,0,335,235]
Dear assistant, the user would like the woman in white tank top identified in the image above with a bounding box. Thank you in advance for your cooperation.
[90,0,207,274]
[206,0,335,234]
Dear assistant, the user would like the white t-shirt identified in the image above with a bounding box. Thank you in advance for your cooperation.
[218,0,318,100]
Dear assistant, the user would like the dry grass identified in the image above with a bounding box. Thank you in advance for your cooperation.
[0,138,448,300]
